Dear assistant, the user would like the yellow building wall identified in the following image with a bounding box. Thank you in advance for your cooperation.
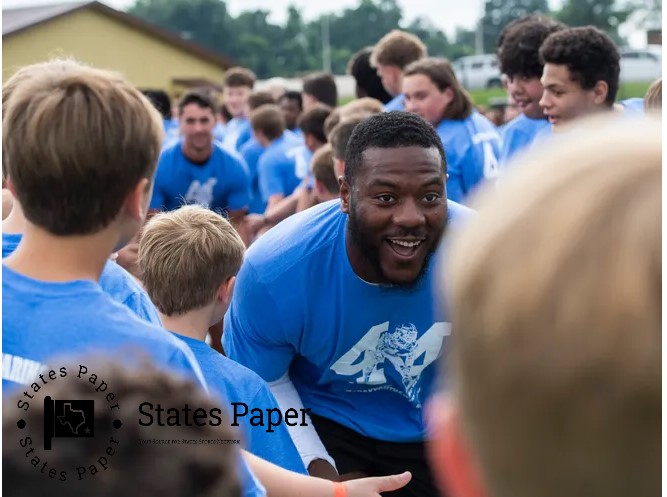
[3,9,226,96]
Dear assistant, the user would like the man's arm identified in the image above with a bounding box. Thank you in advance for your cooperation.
[243,451,411,497]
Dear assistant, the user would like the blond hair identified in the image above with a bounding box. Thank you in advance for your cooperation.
[644,77,661,111]
[3,59,163,235]
[442,116,661,497]
[370,29,427,69]
[139,205,245,316]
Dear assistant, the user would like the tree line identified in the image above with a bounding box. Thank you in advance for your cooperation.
[129,0,660,78]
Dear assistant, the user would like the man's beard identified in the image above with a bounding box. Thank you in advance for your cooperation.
[347,200,443,289]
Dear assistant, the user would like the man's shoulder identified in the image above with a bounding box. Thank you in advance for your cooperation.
[244,200,344,276]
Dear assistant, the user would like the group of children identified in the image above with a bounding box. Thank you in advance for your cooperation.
[1,12,662,497]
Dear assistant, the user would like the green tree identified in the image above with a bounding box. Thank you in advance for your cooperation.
[480,0,550,52]
[555,0,633,43]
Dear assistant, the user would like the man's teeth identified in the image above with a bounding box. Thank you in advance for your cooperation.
[389,240,422,247]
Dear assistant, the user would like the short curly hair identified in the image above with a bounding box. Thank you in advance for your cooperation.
[344,111,446,186]
[539,26,620,106]
[497,14,566,79]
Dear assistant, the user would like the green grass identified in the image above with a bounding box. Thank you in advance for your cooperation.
[469,81,653,107]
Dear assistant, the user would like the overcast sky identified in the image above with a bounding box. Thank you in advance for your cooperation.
[2,0,646,45]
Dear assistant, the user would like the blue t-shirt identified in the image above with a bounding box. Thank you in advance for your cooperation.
[223,199,471,442]
[500,113,550,166]
[619,97,645,115]
[2,233,161,326]
[174,333,306,474]
[163,118,180,146]
[384,94,405,112]
[151,142,251,213]
[213,122,227,143]
[2,264,206,392]
[240,137,268,214]
[436,111,501,204]
[222,117,253,152]
[258,134,302,202]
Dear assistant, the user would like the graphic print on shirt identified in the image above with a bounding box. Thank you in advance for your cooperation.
[184,178,218,206]
[472,131,501,179]
[329,321,450,407]
[287,145,309,179]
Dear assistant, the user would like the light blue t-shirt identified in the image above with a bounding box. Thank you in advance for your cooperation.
[174,333,306,475]
[163,118,180,146]
[224,199,471,442]
[151,142,251,213]
[240,138,268,214]
[436,111,501,204]
[222,117,253,152]
[258,134,302,202]
[500,113,550,165]
[619,97,645,115]
[1,264,206,392]
[2,233,161,325]
[384,94,405,112]
[213,122,227,143]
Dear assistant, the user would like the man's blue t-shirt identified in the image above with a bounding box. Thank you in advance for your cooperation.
[384,94,405,112]
[1,264,206,392]
[258,134,302,202]
[2,233,161,325]
[240,138,267,214]
[150,142,251,213]
[436,111,501,204]
[619,97,645,115]
[223,199,471,442]
[223,117,253,152]
[500,113,550,165]
[174,333,306,474]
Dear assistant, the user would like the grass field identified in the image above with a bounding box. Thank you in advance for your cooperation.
[469,81,653,106]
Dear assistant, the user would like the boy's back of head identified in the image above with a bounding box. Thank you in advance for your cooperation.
[3,60,163,237]
[302,72,338,109]
[139,205,245,317]
[436,116,661,497]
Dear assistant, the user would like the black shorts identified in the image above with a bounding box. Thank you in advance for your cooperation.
[310,413,441,497]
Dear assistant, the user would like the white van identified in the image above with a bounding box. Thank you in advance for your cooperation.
[620,47,661,83]
[452,54,502,90]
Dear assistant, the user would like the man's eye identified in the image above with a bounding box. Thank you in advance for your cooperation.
[377,194,394,202]
[423,193,441,202]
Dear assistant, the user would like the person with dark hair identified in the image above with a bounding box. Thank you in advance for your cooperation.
[347,47,392,103]
[224,111,471,497]
[496,14,566,162]
[3,360,242,497]
[538,26,620,130]
[150,89,251,244]
[329,114,369,179]
[142,88,180,144]
[302,72,338,110]
[222,67,257,151]
[278,91,303,133]
[402,57,501,203]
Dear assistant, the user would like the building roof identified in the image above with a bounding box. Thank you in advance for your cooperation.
[2,1,234,69]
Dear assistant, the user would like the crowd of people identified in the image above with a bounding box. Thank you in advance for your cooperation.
[2,12,661,497]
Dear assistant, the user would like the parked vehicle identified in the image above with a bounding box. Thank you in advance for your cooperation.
[620,47,661,83]
[452,54,502,90]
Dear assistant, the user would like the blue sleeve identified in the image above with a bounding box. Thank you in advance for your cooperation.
[223,262,296,382]
[258,155,285,201]
[122,292,162,326]
[225,155,252,211]
[236,124,253,151]
[149,162,167,210]
[245,384,308,474]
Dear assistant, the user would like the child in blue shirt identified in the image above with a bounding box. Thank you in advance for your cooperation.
[250,105,302,208]
[139,205,306,474]
[221,67,256,151]
[2,60,205,393]
[402,57,501,204]
[496,14,566,164]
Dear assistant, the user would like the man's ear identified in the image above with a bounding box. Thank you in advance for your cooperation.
[339,177,351,213]
[428,395,488,497]
[217,276,236,307]
[592,80,609,105]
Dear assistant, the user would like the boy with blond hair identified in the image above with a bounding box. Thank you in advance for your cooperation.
[139,205,306,474]
[431,116,660,497]
[370,29,427,111]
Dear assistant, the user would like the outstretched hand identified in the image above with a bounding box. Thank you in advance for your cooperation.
[343,471,412,497]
